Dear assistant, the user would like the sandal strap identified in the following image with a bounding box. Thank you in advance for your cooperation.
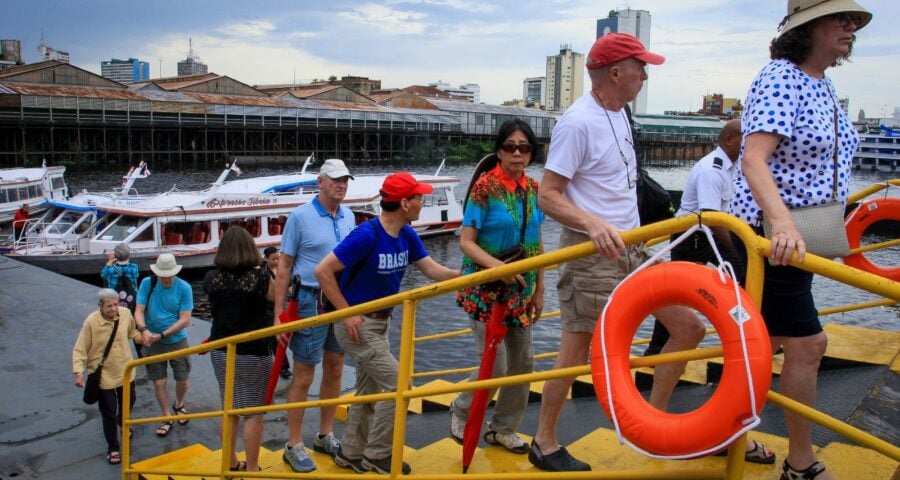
[782,460,826,480]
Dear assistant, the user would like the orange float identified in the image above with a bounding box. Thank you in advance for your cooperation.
[843,198,900,282]
[591,261,772,458]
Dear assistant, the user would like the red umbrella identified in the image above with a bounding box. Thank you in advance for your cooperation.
[461,292,509,473]
[265,275,302,405]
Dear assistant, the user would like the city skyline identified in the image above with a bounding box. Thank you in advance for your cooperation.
[5,0,899,118]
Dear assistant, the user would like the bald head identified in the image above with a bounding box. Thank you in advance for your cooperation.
[718,119,742,161]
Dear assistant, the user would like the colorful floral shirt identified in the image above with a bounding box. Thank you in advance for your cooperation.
[456,164,544,327]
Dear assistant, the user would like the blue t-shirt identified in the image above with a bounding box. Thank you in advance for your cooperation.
[730,59,857,225]
[333,218,428,308]
[281,197,355,288]
[136,276,193,344]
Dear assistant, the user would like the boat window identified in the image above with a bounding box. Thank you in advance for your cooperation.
[0,189,6,203]
[29,185,40,198]
[220,217,262,238]
[51,176,65,190]
[98,215,147,241]
[7,188,18,202]
[423,188,449,207]
[45,211,86,235]
[267,215,286,236]
[164,221,211,245]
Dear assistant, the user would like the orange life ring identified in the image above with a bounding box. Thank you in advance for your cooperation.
[843,198,900,282]
[591,262,772,457]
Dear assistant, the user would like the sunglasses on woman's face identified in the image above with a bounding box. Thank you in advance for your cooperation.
[500,142,533,154]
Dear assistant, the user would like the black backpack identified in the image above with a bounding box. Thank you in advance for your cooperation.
[108,265,137,313]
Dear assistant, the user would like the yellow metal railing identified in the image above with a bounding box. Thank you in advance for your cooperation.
[121,206,900,480]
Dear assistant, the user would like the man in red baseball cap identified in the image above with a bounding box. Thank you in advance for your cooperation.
[531,33,705,472]
[314,171,457,474]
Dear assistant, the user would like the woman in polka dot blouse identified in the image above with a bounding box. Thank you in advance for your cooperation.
[728,1,872,479]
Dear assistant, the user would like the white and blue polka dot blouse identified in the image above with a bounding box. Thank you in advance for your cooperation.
[729,59,858,226]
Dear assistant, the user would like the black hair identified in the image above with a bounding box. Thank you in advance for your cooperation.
[263,246,278,258]
[380,199,401,212]
[493,118,541,163]
[770,19,854,66]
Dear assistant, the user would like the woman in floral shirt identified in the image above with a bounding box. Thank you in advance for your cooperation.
[449,118,544,454]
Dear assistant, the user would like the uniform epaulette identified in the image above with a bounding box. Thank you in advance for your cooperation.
[712,157,724,169]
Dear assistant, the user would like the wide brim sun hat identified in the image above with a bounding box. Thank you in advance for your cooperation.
[779,0,872,35]
[150,253,183,277]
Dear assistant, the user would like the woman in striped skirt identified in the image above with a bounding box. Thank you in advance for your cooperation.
[203,226,276,473]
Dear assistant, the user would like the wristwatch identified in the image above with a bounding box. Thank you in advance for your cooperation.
[138,326,148,333]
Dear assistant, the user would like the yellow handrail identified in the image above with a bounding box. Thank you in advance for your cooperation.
[121,207,900,480]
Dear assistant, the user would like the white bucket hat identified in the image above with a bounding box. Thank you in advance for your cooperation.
[150,253,183,277]
[778,0,872,35]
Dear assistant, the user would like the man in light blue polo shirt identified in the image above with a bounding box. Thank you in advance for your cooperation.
[274,159,356,473]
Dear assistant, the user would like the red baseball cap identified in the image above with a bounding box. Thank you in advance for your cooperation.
[586,33,665,70]
[380,172,434,202]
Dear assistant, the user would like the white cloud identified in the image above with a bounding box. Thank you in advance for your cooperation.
[338,4,429,35]
[218,20,276,38]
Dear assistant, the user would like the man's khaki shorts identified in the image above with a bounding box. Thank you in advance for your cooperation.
[556,228,648,333]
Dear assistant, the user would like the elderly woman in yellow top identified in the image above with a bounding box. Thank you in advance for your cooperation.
[72,288,142,465]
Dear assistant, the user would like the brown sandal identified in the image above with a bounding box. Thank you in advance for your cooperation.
[155,421,174,437]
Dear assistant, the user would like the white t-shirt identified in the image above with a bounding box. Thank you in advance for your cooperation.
[729,59,857,225]
[545,92,640,231]
[676,146,735,216]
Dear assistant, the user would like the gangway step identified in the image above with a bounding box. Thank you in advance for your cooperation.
[131,443,212,480]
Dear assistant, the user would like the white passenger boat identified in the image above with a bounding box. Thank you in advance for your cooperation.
[853,125,900,172]
[7,160,462,275]
[0,163,68,224]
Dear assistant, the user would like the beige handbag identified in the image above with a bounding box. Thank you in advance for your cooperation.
[762,100,850,260]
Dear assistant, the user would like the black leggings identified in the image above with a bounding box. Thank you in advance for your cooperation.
[98,381,136,453]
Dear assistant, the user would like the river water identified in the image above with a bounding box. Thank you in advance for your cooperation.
[65,163,898,381]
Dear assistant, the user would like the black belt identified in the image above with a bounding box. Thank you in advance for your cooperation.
[365,310,392,320]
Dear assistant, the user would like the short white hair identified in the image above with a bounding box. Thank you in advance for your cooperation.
[97,288,119,305]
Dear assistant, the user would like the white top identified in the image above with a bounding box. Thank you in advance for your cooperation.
[545,92,640,231]
[729,59,857,225]
[676,146,735,216]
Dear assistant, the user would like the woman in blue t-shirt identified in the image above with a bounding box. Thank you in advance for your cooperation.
[450,119,545,454]
[729,2,871,479]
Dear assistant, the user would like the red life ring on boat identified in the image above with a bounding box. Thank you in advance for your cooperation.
[591,262,772,457]
[843,198,900,282]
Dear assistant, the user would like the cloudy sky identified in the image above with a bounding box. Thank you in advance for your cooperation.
[5,0,899,119]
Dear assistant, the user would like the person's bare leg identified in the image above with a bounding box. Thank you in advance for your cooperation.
[648,305,705,409]
[532,331,591,454]
[287,362,315,446]
[152,379,171,417]
[174,379,189,410]
[228,416,240,468]
[779,333,833,479]
[243,415,264,471]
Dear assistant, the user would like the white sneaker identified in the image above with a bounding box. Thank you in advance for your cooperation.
[484,430,529,454]
[449,410,464,444]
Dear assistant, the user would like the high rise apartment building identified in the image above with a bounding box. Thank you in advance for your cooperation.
[522,77,546,107]
[545,45,583,112]
[101,58,150,84]
[596,8,652,113]
[177,38,208,76]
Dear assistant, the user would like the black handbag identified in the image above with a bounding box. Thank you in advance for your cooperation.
[636,168,675,225]
[83,318,119,405]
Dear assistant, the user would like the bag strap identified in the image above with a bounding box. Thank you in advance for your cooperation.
[98,318,120,367]
[516,186,527,245]
[830,95,840,198]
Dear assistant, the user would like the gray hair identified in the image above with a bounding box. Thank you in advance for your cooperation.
[97,288,119,305]
[114,243,131,261]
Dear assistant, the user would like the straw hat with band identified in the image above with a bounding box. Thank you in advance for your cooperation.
[778,0,872,35]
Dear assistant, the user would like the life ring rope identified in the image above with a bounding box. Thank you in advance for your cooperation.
[598,223,762,459]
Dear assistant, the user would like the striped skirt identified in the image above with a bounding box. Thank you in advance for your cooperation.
[210,349,273,414]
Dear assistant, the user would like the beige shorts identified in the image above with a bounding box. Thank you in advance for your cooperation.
[557,228,648,333]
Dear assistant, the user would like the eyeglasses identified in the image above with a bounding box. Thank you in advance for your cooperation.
[500,142,533,154]
[831,12,861,28]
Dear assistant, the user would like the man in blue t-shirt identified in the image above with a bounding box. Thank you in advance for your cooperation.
[275,159,356,473]
[316,172,459,475]
[134,253,194,438]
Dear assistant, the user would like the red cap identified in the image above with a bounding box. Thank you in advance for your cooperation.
[586,33,665,70]
[380,172,434,202]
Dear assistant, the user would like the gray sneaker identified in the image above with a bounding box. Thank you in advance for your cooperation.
[333,446,366,474]
[449,410,464,444]
[283,442,316,473]
[313,432,341,456]
[362,455,411,475]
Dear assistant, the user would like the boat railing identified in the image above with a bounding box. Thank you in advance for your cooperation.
[119,196,900,480]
